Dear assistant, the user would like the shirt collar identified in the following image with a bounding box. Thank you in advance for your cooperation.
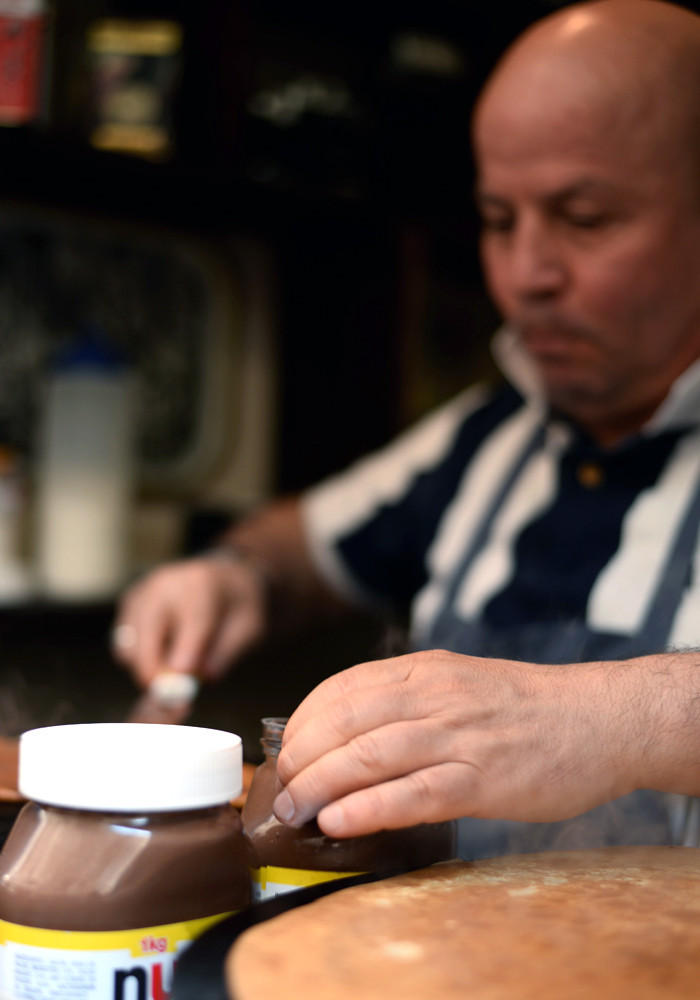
[491,325,700,435]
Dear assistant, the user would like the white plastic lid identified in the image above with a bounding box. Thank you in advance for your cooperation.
[18,723,242,812]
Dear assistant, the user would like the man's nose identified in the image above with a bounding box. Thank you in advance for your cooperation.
[506,219,567,300]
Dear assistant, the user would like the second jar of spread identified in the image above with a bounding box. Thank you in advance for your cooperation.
[0,722,253,999]
[242,717,457,900]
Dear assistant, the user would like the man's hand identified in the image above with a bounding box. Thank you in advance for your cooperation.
[273,650,695,838]
[111,495,349,690]
[112,553,266,688]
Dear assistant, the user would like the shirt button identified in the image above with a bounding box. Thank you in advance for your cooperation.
[576,461,605,488]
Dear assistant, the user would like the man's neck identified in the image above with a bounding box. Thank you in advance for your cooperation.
[570,401,665,448]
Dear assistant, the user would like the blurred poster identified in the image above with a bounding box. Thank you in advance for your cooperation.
[86,18,183,161]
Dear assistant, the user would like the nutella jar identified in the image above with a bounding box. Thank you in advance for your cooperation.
[0,723,252,1000]
[242,718,456,901]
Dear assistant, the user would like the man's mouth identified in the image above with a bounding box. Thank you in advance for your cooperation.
[518,322,589,360]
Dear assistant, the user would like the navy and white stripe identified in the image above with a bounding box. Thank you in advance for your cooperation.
[301,328,700,659]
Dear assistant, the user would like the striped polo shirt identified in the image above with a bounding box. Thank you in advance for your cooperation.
[301,327,700,658]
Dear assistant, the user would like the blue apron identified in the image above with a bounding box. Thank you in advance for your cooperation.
[423,426,700,858]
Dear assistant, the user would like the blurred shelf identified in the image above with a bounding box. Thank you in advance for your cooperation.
[0,126,384,233]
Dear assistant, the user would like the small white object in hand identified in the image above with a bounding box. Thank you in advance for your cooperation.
[149,671,200,705]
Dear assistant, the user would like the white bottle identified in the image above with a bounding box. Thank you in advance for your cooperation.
[35,325,136,600]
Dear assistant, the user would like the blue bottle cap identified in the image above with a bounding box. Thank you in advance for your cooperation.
[51,323,131,373]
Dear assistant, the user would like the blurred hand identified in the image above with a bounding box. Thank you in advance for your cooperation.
[112,553,267,688]
[272,650,658,838]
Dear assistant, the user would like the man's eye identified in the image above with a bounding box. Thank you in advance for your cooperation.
[564,212,608,229]
[480,215,513,232]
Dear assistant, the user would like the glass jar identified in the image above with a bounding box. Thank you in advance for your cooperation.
[0,723,252,997]
[242,717,456,900]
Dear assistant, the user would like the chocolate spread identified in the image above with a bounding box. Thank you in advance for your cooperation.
[0,800,252,930]
[242,718,456,878]
[0,723,252,930]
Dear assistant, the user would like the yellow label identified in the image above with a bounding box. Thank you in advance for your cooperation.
[0,912,231,953]
[0,911,234,999]
[251,865,365,901]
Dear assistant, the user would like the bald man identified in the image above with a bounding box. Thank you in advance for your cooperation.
[114,0,700,854]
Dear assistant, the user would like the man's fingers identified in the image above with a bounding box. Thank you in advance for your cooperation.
[201,607,264,679]
[135,607,176,683]
[112,557,265,686]
[314,763,470,837]
[279,653,472,787]
[278,676,434,788]
[275,718,465,827]
[113,599,174,686]
[282,655,418,743]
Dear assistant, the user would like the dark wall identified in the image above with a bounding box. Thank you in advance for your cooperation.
[5,0,652,496]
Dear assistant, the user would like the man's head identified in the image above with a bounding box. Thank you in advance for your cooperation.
[472,0,700,444]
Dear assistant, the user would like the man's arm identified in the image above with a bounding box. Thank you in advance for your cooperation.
[220,495,348,628]
[272,649,700,837]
